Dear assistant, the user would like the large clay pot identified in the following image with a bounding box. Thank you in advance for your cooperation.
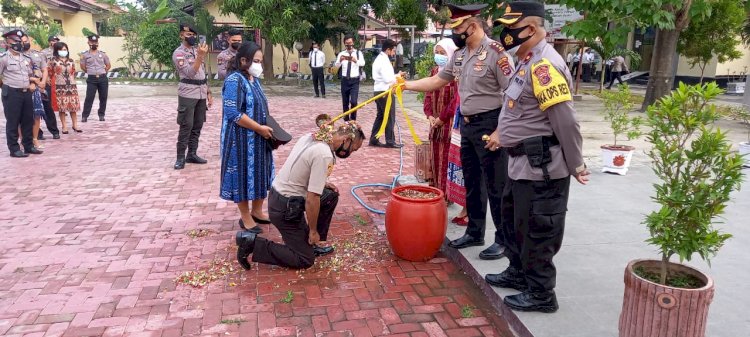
[385,185,447,262]
[619,259,715,337]
[601,145,635,175]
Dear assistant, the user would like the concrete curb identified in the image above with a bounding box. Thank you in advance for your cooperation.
[441,239,532,337]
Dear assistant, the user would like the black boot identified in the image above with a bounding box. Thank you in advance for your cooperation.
[479,242,506,260]
[186,152,207,164]
[235,231,257,270]
[485,266,526,291]
[504,291,559,313]
[174,155,186,170]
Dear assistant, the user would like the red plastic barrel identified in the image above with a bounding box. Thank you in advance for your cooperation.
[385,185,447,262]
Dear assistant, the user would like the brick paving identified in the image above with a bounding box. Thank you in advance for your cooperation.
[0,87,514,337]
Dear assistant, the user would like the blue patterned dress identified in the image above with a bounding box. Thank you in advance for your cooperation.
[220,72,274,202]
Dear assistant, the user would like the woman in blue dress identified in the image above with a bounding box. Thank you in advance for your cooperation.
[220,42,275,234]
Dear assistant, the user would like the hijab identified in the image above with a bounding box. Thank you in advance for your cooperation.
[434,38,458,71]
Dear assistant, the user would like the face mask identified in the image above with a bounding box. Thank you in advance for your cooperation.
[90,44,98,50]
[434,54,449,67]
[249,62,263,78]
[231,42,241,50]
[335,140,353,159]
[59,50,69,58]
[500,25,533,50]
[23,43,31,52]
[9,42,23,52]
[185,36,198,46]
[451,24,474,49]
[313,47,319,51]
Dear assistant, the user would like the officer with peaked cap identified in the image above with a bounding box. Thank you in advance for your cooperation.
[484,1,589,313]
[172,23,212,169]
[403,3,514,261]
[0,29,43,157]
[80,33,111,122]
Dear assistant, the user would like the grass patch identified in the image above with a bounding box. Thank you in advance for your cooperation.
[353,214,368,225]
[460,305,475,318]
[280,290,294,303]
[582,89,644,105]
[220,318,246,325]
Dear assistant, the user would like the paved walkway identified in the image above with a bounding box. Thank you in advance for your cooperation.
[0,86,513,337]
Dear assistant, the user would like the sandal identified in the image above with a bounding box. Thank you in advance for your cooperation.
[62,130,69,134]
[453,217,469,226]
[72,128,83,133]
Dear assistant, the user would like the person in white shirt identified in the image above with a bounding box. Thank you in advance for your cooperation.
[395,41,404,72]
[309,41,326,98]
[334,36,365,121]
[582,49,594,82]
[369,39,404,148]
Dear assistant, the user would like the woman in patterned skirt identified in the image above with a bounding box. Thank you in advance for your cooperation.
[447,104,468,226]
[47,42,82,134]
[220,41,275,234]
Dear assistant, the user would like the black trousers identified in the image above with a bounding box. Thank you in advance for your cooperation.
[253,188,339,269]
[582,64,592,82]
[460,109,508,245]
[341,77,360,121]
[502,177,570,293]
[370,91,396,145]
[312,67,325,97]
[38,85,59,137]
[176,96,207,157]
[608,71,625,88]
[571,62,579,77]
[1,85,34,153]
[82,75,109,118]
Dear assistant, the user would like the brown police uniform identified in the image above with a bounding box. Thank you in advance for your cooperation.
[80,34,110,121]
[25,47,60,138]
[217,47,236,80]
[0,30,35,156]
[438,24,515,251]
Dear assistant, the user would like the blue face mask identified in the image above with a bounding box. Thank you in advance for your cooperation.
[434,54,449,67]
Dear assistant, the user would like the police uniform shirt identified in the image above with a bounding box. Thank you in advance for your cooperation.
[217,48,237,80]
[273,134,335,198]
[172,44,208,99]
[0,52,33,88]
[438,35,514,115]
[25,49,47,79]
[498,39,585,181]
[81,50,110,75]
[41,47,54,61]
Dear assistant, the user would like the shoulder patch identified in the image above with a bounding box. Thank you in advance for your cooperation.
[496,56,512,76]
[531,58,572,111]
[488,42,504,54]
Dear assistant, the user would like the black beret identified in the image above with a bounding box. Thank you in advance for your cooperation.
[87,34,100,41]
[180,23,198,34]
[266,115,292,149]
[48,35,60,42]
[2,29,25,40]
[227,29,242,36]
[494,1,546,26]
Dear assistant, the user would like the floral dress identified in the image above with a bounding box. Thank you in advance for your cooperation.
[423,66,458,195]
[47,58,80,114]
[219,71,274,202]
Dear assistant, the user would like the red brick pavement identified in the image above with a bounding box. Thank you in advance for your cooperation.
[0,87,514,337]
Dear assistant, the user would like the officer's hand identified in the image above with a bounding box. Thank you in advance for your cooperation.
[197,43,209,58]
[29,83,37,91]
[308,230,321,245]
[206,94,213,108]
[325,182,338,193]
[484,130,501,151]
[575,169,591,185]
[257,125,273,139]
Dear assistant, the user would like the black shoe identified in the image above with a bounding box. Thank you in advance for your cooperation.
[238,219,264,234]
[252,215,271,225]
[37,134,45,140]
[174,158,186,170]
[369,140,384,147]
[82,117,87,123]
[479,243,506,260]
[235,231,257,270]
[486,267,526,291]
[313,245,334,257]
[62,130,69,134]
[25,147,43,155]
[322,95,326,99]
[10,150,29,158]
[504,291,559,313]
[315,95,320,98]
[99,116,105,121]
[52,134,60,140]
[384,143,404,149]
[448,234,484,249]
[186,153,208,164]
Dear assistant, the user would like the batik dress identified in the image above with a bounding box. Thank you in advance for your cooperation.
[220,71,274,202]
[423,67,458,195]
[446,103,466,207]
[47,58,80,114]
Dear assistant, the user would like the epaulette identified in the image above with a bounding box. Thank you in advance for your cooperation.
[489,41,505,53]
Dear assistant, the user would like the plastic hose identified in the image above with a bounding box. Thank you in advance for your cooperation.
[350,120,405,214]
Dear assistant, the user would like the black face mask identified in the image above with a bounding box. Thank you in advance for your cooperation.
[231,42,241,50]
[9,42,23,52]
[90,44,98,50]
[335,140,354,159]
[185,36,198,46]
[451,24,474,49]
[500,25,533,50]
[22,43,31,51]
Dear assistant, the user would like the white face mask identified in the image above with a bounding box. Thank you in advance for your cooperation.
[249,62,263,78]
[59,50,69,58]
[313,47,319,51]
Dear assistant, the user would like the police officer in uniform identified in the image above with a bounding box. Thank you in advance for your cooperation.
[235,122,366,270]
[217,29,242,80]
[23,35,60,140]
[403,4,513,260]
[0,29,43,157]
[80,34,111,122]
[484,2,589,313]
[172,23,212,169]
[39,35,61,139]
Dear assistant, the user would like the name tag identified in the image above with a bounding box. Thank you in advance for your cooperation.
[505,74,526,101]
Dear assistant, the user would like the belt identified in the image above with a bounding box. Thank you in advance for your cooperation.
[2,85,30,93]
[463,107,501,124]
[180,79,208,85]
[507,136,559,157]
[88,74,107,78]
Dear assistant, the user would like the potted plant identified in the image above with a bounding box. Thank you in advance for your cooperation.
[599,84,643,175]
[385,185,447,262]
[619,83,744,337]
[722,105,750,167]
